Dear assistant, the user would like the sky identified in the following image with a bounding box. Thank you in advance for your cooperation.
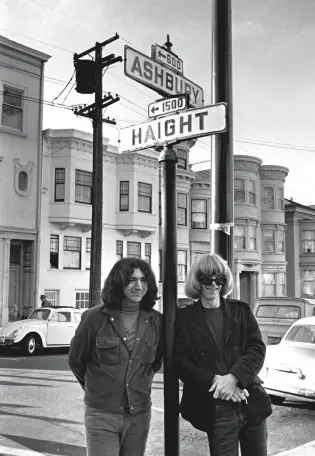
[2,0,315,204]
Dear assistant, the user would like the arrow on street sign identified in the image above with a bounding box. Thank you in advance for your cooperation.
[124,46,204,108]
[148,94,188,119]
[119,103,227,153]
[152,44,184,74]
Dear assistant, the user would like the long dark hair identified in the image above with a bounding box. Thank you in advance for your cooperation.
[101,257,158,310]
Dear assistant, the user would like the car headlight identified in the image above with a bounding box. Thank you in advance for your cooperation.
[8,328,22,339]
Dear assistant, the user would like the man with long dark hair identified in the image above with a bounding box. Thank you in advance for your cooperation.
[69,257,163,456]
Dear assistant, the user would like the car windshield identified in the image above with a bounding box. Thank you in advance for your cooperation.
[28,309,51,320]
[285,324,315,344]
[256,305,301,319]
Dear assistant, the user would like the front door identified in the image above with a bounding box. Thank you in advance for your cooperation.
[46,311,75,345]
[9,266,20,320]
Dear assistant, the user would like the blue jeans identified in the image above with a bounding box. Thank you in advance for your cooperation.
[84,406,151,456]
[207,403,268,456]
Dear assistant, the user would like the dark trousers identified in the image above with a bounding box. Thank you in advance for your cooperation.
[85,405,151,456]
[207,403,267,456]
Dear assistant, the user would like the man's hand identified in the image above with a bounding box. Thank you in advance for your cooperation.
[230,387,249,403]
[209,373,238,400]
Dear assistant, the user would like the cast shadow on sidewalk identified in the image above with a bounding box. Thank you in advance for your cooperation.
[1,434,85,456]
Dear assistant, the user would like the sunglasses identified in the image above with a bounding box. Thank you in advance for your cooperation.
[199,276,227,286]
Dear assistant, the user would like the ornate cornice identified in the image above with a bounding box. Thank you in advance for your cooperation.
[0,49,42,69]
[117,155,158,169]
[191,182,210,189]
[259,165,289,181]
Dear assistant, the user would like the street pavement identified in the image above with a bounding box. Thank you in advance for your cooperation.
[0,350,314,456]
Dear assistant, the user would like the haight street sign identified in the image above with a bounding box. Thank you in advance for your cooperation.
[151,44,184,74]
[148,94,188,119]
[124,46,204,108]
[119,103,227,153]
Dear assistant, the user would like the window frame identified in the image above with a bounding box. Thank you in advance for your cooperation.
[75,291,90,309]
[263,272,276,297]
[145,243,151,264]
[85,238,91,270]
[263,229,276,253]
[138,182,152,213]
[178,250,187,283]
[301,270,315,297]
[262,186,275,210]
[75,169,92,205]
[127,241,141,259]
[234,178,246,204]
[177,192,187,226]
[54,168,65,202]
[50,234,59,269]
[177,148,187,170]
[2,85,24,131]
[234,225,246,250]
[63,236,81,270]
[116,240,123,261]
[119,181,129,211]
[191,199,207,229]
[302,230,315,254]
[277,186,284,210]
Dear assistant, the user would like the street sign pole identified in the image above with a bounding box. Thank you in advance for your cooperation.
[158,145,179,456]
[211,0,234,270]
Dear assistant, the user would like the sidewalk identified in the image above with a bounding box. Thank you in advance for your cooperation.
[274,440,315,456]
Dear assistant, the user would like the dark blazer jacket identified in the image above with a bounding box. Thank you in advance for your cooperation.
[175,298,272,432]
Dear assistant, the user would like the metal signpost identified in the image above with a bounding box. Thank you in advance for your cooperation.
[122,37,229,456]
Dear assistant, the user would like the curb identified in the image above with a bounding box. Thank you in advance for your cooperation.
[273,440,315,456]
[0,444,45,456]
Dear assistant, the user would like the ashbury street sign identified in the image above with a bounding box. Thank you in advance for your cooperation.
[119,103,227,153]
[124,46,204,108]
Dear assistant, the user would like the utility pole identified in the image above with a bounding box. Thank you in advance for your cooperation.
[73,35,122,308]
[158,144,179,456]
[211,0,234,269]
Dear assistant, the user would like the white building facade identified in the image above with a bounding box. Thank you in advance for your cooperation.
[0,36,50,325]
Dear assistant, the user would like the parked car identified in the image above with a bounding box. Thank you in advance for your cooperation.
[259,316,315,405]
[0,306,85,355]
[253,297,315,345]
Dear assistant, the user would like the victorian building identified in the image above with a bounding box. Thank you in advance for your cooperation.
[0,35,50,325]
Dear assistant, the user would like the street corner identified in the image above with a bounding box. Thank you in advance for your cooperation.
[273,439,315,456]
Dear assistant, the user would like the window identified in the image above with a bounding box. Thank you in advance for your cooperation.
[263,273,276,296]
[116,240,123,261]
[177,193,187,226]
[285,324,315,343]
[278,187,284,210]
[234,178,245,203]
[159,249,162,282]
[73,312,83,323]
[248,225,257,251]
[138,182,152,213]
[18,171,28,192]
[178,250,187,282]
[235,225,246,250]
[44,290,59,306]
[54,168,65,202]
[191,199,207,229]
[177,148,187,170]
[262,186,275,210]
[256,305,300,319]
[248,180,256,205]
[85,238,91,270]
[63,236,81,269]
[51,311,71,323]
[145,243,151,264]
[302,270,315,296]
[2,85,23,130]
[119,181,129,211]
[278,231,285,253]
[75,291,90,309]
[302,231,315,253]
[127,242,141,259]
[75,169,92,204]
[263,229,275,253]
[278,272,286,296]
[50,235,59,269]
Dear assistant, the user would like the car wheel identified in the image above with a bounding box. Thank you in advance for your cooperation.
[23,334,41,356]
[269,395,285,405]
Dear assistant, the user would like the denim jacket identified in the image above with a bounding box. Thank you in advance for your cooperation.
[68,303,163,414]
